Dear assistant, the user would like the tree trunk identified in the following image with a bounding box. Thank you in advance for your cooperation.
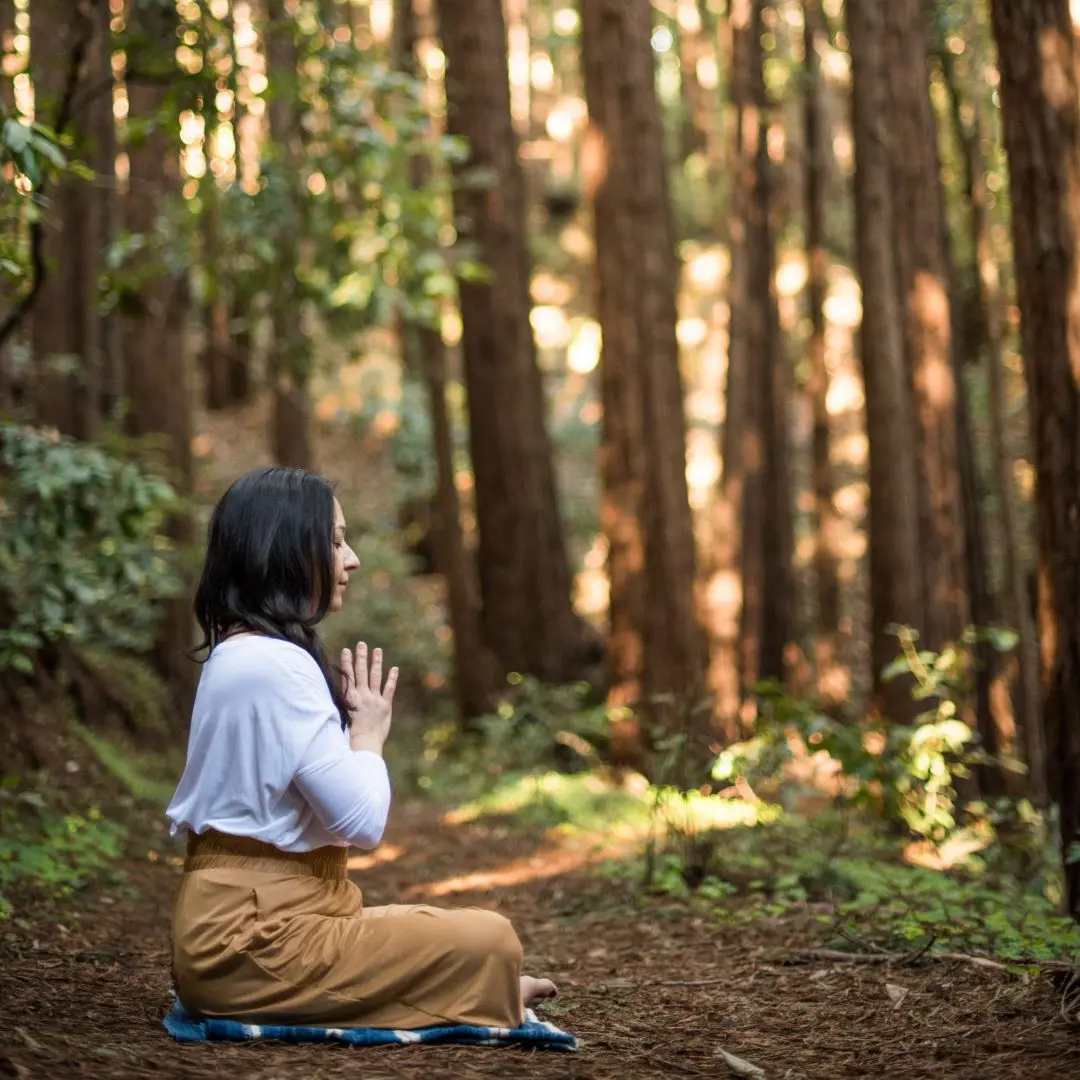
[434,0,597,684]
[264,1,311,469]
[846,0,925,722]
[30,0,103,441]
[415,324,499,719]
[1,2,16,413]
[225,7,252,406]
[201,183,233,410]
[883,0,968,652]
[752,8,791,691]
[989,0,1080,913]
[94,0,122,422]
[803,0,841,703]
[937,41,1030,797]
[678,0,711,161]
[123,0,195,714]
[200,16,232,414]
[707,0,756,734]
[709,0,788,729]
[581,0,707,756]
[394,0,497,720]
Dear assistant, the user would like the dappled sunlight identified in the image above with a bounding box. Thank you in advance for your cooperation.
[775,254,808,298]
[823,275,862,329]
[442,770,654,835]
[833,481,868,523]
[573,532,610,619]
[567,317,602,373]
[826,372,865,416]
[686,426,721,508]
[676,315,709,349]
[405,841,628,900]
[530,304,572,350]
[685,244,730,291]
[347,843,405,872]
[832,430,868,470]
[531,271,576,307]
[904,827,992,872]
[558,221,594,261]
[1040,26,1076,110]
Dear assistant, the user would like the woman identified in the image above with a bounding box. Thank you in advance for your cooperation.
[167,467,556,1029]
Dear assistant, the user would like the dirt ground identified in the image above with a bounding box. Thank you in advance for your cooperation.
[2,801,1078,1080]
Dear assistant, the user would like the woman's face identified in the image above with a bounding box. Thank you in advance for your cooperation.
[330,498,360,613]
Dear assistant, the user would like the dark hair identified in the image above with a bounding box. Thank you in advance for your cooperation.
[193,467,349,728]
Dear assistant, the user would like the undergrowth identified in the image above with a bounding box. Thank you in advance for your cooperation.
[427,632,1080,970]
[0,727,179,921]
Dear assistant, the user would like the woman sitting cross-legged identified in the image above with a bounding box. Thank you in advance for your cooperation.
[166,466,556,1029]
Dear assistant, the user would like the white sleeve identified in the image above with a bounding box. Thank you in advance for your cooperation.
[293,722,392,850]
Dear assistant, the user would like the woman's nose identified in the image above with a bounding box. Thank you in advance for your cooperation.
[345,546,360,571]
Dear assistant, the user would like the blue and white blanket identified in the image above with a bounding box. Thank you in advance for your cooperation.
[163,999,578,1051]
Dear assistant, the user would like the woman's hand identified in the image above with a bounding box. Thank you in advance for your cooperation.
[341,642,398,755]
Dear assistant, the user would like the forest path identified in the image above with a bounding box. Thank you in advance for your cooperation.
[1,801,1076,1080]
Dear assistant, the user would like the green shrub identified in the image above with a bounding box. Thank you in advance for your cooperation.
[0,782,127,920]
[0,423,182,673]
[713,627,1025,844]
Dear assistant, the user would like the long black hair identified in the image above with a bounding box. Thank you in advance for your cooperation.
[193,467,349,729]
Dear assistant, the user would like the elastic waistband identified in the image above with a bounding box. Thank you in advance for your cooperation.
[184,829,349,881]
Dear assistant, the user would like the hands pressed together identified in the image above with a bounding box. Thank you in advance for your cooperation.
[341,642,398,755]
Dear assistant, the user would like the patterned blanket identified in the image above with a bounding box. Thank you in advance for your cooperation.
[163,999,578,1051]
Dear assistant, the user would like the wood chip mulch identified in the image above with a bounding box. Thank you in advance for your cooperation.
[2,803,1078,1080]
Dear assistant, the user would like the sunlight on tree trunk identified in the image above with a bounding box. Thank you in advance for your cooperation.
[846,0,925,724]
[435,0,598,685]
[989,0,1080,914]
[582,0,708,765]
[803,0,842,708]
[393,0,497,720]
[883,0,969,657]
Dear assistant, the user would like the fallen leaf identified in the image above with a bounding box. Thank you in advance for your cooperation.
[12,1029,40,1052]
[886,982,909,1008]
[716,1047,766,1078]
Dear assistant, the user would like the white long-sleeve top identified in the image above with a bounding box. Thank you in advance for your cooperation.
[166,635,391,852]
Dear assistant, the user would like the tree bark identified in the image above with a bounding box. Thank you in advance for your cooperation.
[225,7,252,406]
[803,0,841,701]
[394,0,497,720]
[581,0,707,752]
[200,15,232,413]
[939,40,1038,798]
[678,0,711,161]
[415,324,499,719]
[94,0,121,422]
[123,0,195,713]
[846,0,925,721]
[264,0,311,469]
[434,0,597,684]
[882,0,969,652]
[30,0,104,441]
[1,1,16,413]
[709,0,789,731]
[708,0,756,734]
[989,0,1080,913]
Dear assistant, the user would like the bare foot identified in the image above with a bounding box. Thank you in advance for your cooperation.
[520,974,558,1008]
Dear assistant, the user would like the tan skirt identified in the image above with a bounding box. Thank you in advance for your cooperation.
[172,829,525,1029]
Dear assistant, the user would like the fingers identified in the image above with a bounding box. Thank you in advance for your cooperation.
[340,648,354,693]
[370,646,383,695]
[383,665,399,702]
[354,641,368,691]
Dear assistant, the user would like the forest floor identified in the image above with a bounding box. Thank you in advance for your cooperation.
[2,798,1078,1080]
